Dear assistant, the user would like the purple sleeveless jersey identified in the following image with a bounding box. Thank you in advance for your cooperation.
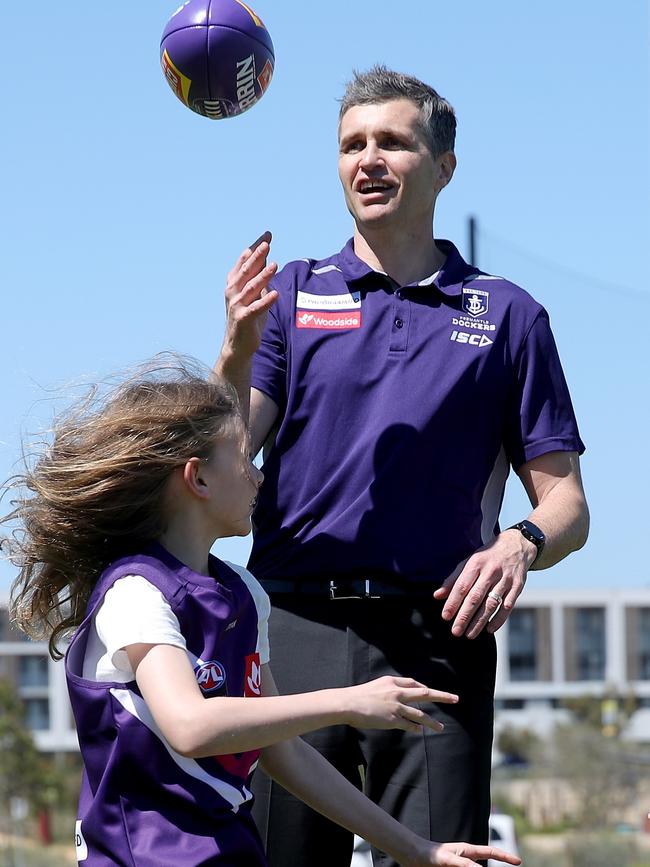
[65,544,268,866]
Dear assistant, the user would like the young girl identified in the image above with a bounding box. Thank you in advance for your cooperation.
[4,357,519,867]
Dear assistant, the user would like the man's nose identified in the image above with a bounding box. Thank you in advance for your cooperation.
[359,140,382,169]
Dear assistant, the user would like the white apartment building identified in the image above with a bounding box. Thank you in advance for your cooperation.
[493,587,650,741]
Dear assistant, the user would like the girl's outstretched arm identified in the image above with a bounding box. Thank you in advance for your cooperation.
[127,644,458,758]
[259,667,520,867]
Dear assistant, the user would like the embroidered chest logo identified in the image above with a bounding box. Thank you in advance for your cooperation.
[462,287,489,318]
[295,290,362,330]
[195,660,227,695]
[244,652,261,697]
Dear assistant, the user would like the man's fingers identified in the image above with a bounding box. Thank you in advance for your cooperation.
[228,234,272,286]
[245,288,279,315]
[440,562,482,621]
[486,580,524,633]
[433,557,468,601]
[241,230,272,264]
[463,585,507,639]
[236,262,278,304]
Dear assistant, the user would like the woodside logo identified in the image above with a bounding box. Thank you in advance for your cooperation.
[296,311,361,330]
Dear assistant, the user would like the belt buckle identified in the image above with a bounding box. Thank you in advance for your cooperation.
[329,580,380,600]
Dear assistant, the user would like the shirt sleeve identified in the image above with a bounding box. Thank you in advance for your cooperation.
[251,303,288,410]
[504,310,586,470]
[94,575,186,676]
[224,561,271,664]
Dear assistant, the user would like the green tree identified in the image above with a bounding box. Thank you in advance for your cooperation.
[0,678,62,826]
[497,724,541,764]
[538,722,646,830]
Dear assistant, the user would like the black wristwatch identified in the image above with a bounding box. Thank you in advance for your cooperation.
[508,520,545,564]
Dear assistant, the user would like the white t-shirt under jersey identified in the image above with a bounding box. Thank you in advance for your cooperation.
[82,562,271,682]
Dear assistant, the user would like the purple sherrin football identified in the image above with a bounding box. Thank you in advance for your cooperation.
[160,0,274,119]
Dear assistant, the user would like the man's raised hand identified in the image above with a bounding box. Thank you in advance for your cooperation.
[221,231,278,363]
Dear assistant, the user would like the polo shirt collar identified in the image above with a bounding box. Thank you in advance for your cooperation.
[335,237,476,296]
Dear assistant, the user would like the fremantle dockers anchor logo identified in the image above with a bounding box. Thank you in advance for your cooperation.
[462,288,489,318]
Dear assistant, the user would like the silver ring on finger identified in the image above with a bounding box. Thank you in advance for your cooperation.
[487,590,503,622]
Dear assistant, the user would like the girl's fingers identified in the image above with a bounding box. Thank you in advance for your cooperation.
[398,705,444,733]
[399,686,459,706]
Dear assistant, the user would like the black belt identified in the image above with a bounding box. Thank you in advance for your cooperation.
[260,578,433,599]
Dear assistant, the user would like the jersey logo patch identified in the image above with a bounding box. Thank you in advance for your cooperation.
[75,820,88,861]
[450,330,493,347]
[244,652,261,697]
[296,290,360,310]
[462,287,489,318]
[296,310,361,330]
[195,660,227,695]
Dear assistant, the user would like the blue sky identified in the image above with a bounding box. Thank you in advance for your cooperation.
[2,0,648,593]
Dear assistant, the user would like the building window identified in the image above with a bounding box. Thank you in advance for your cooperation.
[626,607,650,681]
[17,655,49,688]
[567,607,606,681]
[507,607,552,682]
[509,609,537,680]
[502,699,525,710]
[23,698,50,731]
[637,609,650,679]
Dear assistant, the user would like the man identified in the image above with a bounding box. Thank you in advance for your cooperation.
[216,66,588,867]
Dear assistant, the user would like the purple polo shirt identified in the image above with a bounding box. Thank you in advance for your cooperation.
[249,239,584,586]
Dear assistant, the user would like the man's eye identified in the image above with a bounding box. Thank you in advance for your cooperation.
[342,141,363,153]
[381,137,403,149]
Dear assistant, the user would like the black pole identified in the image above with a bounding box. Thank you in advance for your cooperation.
[468,215,477,268]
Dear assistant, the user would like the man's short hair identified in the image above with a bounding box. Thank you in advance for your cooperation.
[338,65,456,158]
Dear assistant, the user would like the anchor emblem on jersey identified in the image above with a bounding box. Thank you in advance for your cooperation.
[462,287,489,318]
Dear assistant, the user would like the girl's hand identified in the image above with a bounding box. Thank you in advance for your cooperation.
[414,840,522,867]
[341,676,458,733]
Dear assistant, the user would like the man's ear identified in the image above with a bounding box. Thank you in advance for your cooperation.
[182,457,209,499]
[437,151,457,190]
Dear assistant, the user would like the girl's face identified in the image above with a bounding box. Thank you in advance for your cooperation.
[202,429,263,538]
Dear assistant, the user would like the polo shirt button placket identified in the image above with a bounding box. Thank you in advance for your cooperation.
[389,289,409,353]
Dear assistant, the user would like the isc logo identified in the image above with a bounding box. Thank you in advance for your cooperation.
[450,331,493,348]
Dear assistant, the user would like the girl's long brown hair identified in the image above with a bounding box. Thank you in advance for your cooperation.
[2,355,242,659]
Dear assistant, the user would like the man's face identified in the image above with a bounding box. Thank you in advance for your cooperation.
[338,98,454,232]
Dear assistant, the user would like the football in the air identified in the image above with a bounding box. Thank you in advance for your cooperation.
[160,0,274,120]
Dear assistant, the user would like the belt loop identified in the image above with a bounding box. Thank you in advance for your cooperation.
[365,579,380,599]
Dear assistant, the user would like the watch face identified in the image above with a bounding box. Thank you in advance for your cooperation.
[520,520,545,545]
